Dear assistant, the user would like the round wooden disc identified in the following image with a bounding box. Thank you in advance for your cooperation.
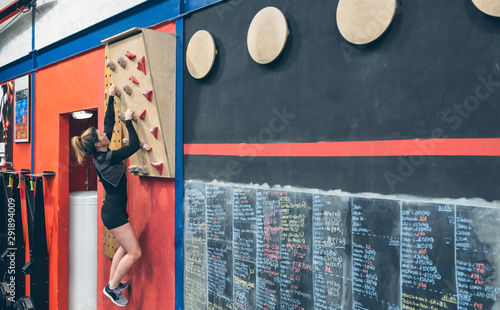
[471,0,500,17]
[247,7,289,64]
[337,0,397,45]
[186,30,217,79]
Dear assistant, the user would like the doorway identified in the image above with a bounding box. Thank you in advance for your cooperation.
[69,110,98,192]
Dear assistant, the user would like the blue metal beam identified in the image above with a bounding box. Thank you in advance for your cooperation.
[185,0,221,12]
[0,55,32,84]
[174,17,184,310]
[30,2,35,173]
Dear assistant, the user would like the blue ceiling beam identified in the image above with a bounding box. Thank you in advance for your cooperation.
[185,0,221,12]
[0,54,32,83]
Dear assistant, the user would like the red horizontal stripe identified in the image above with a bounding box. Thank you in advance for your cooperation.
[184,138,500,157]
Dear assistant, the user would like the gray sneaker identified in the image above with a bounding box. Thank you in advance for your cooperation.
[118,281,129,291]
[103,284,129,307]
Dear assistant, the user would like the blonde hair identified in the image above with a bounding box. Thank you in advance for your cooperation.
[71,127,99,165]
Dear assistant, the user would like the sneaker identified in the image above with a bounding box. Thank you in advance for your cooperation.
[118,281,129,291]
[103,284,129,307]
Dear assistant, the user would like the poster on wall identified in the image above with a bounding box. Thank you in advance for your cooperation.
[14,75,30,143]
[0,80,14,167]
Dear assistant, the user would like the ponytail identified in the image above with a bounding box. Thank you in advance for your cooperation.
[71,127,99,165]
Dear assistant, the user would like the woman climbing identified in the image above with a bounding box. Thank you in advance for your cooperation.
[71,85,141,307]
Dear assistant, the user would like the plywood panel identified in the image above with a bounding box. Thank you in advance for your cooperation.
[142,29,176,176]
[103,28,176,178]
[103,226,120,258]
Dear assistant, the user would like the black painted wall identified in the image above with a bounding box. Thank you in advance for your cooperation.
[183,0,500,201]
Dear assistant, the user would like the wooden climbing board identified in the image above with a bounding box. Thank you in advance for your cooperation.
[103,226,120,258]
[102,28,176,178]
[102,52,122,259]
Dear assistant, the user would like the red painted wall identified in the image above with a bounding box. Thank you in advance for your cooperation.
[31,20,176,310]
[96,20,177,310]
[98,178,176,309]
[35,47,105,309]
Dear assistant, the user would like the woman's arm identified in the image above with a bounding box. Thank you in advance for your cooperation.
[109,111,140,164]
[104,86,116,140]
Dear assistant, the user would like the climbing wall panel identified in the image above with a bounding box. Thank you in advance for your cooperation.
[102,28,176,178]
[102,52,121,259]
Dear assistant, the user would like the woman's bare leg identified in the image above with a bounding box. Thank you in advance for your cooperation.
[108,223,142,289]
[109,246,126,283]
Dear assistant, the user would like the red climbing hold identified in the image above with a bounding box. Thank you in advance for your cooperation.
[125,51,136,60]
[129,75,139,84]
[137,56,146,75]
[151,162,163,175]
[142,90,153,102]
[142,144,152,152]
[138,109,147,120]
[150,126,158,139]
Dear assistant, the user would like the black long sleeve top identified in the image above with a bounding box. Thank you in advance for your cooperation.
[94,96,140,202]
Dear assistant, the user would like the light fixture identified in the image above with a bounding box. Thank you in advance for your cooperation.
[72,110,93,119]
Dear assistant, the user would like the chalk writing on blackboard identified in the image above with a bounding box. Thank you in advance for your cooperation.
[313,194,352,310]
[233,187,257,310]
[351,197,401,310]
[456,205,500,310]
[401,202,457,310]
[184,185,207,310]
[206,185,233,310]
[183,182,500,310]
[279,193,313,310]
[256,190,284,310]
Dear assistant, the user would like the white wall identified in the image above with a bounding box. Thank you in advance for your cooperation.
[0,0,146,68]
[34,0,146,50]
[0,1,13,9]
[0,12,32,68]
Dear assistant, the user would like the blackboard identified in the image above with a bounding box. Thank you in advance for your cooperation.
[401,202,457,310]
[351,197,401,309]
[184,0,500,144]
[184,183,207,310]
[255,189,282,310]
[456,206,500,310]
[184,182,500,310]
[206,185,233,310]
[183,0,500,202]
[277,191,313,310]
[313,193,351,309]
[233,187,256,310]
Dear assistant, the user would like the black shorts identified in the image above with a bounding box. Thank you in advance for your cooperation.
[101,201,129,230]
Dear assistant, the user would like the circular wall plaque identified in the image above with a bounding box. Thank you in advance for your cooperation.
[471,0,500,17]
[247,7,289,64]
[337,0,397,45]
[186,30,217,79]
